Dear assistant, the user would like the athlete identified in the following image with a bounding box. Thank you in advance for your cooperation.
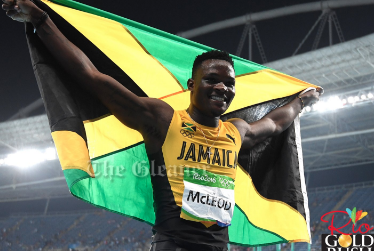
[3,1,322,250]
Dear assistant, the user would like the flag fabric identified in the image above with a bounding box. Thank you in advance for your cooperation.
[27,0,316,246]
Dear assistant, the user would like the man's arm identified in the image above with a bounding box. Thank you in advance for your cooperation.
[2,0,173,145]
[229,89,322,150]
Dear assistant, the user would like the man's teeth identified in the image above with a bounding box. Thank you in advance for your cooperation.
[211,96,225,101]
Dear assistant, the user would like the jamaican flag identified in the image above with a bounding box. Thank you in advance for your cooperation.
[26,0,316,246]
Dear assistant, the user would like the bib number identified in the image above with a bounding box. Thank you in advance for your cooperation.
[180,168,235,227]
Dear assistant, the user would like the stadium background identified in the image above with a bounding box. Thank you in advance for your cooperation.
[1,0,374,250]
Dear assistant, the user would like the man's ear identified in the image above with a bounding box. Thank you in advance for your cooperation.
[187,78,195,91]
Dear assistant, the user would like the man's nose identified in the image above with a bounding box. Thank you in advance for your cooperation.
[214,82,228,92]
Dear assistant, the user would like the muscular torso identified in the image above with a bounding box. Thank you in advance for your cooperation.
[146,110,242,248]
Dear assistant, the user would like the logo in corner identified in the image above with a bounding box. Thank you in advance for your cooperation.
[320,206,373,250]
[180,122,196,138]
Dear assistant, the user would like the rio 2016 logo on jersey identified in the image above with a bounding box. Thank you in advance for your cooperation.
[180,122,196,138]
[320,207,374,250]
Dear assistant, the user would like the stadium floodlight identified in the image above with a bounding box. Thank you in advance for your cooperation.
[301,89,373,116]
[5,149,44,168]
[45,147,57,161]
[348,96,355,104]
[326,96,342,111]
[312,101,324,112]
[0,147,57,168]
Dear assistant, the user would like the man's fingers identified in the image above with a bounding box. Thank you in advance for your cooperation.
[2,2,18,11]
[2,0,15,5]
[6,9,17,17]
[2,3,12,10]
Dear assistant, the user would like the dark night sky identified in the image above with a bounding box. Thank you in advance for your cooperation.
[1,0,374,121]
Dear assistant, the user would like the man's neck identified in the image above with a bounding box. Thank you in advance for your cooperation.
[186,106,220,128]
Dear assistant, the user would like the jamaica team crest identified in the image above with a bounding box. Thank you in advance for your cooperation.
[180,122,196,138]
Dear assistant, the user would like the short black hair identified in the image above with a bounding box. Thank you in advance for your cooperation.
[192,50,234,79]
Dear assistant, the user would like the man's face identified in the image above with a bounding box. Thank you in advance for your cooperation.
[189,59,236,117]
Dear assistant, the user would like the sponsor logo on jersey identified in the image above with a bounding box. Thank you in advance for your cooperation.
[226,134,236,145]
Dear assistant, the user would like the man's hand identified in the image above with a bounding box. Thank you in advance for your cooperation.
[230,86,324,150]
[298,87,323,107]
[2,0,42,23]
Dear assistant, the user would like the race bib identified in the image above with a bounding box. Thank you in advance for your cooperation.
[180,168,235,227]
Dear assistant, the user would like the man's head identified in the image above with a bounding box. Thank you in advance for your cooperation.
[188,50,236,117]
[192,50,234,79]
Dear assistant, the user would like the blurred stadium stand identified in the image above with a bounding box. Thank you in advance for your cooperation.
[1,183,374,251]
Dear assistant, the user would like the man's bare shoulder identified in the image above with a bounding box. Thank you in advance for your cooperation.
[225,118,249,142]
[140,97,174,122]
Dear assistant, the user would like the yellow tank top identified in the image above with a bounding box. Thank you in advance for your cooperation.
[161,110,242,211]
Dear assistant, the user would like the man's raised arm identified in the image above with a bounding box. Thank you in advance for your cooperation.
[229,88,322,150]
[2,0,173,139]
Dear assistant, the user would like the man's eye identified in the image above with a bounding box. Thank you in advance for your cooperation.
[206,78,217,83]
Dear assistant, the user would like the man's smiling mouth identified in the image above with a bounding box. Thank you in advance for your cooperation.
[210,95,227,102]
